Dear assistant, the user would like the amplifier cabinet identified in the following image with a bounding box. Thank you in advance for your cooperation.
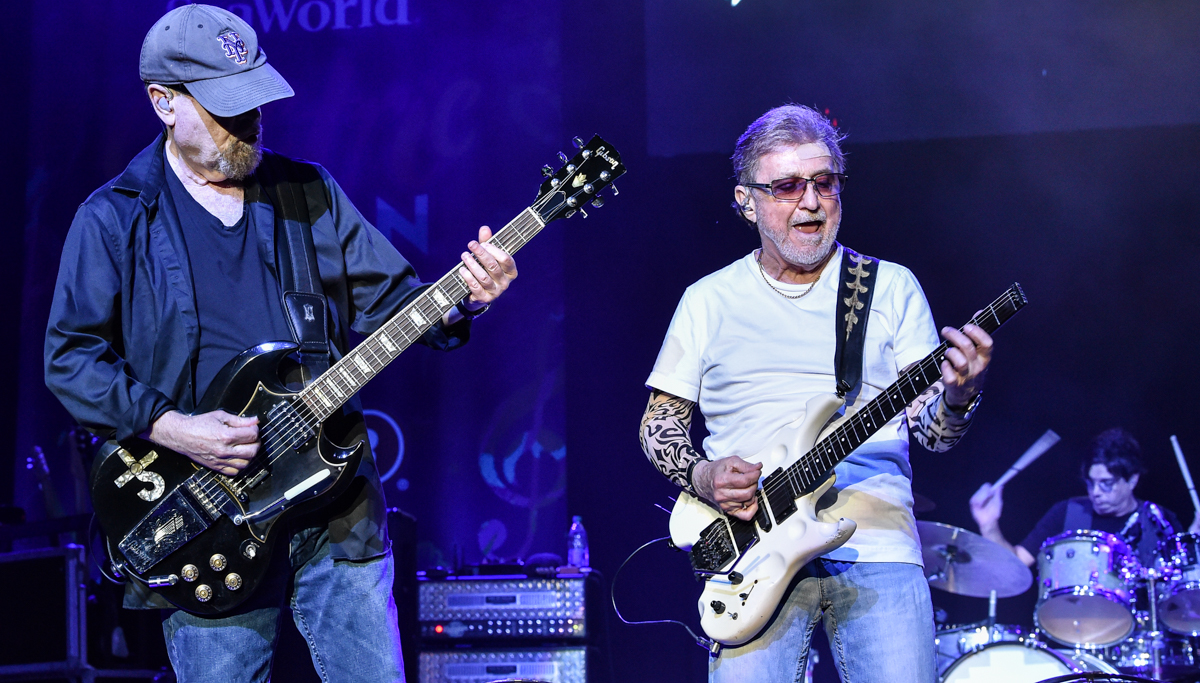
[0,544,86,676]
[419,577,586,641]
[418,647,588,683]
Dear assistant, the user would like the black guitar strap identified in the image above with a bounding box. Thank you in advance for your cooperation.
[833,247,880,399]
[254,154,331,378]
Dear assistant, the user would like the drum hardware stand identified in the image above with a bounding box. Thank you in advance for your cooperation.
[1146,569,1164,681]
[987,589,997,628]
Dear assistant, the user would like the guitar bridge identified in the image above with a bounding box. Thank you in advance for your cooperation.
[689,517,758,575]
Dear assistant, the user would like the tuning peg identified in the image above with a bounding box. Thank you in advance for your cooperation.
[610,184,619,196]
[557,151,568,164]
[578,206,589,218]
[572,136,584,149]
[591,197,605,208]
[541,165,553,177]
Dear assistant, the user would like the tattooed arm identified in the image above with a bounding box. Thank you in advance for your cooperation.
[640,389,762,521]
[904,322,991,452]
[905,382,977,452]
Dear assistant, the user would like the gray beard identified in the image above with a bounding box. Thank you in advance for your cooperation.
[760,209,839,268]
[217,137,263,181]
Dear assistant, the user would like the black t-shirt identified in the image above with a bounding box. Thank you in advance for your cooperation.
[1020,496,1183,567]
[165,164,292,400]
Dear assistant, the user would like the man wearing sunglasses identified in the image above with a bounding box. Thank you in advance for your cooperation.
[971,428,1195,569]
[640,104,992,682]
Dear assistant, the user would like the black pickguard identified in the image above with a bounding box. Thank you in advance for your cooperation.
[90,342,363,615]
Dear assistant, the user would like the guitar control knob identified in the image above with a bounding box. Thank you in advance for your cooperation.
[710,600,726,615]
[209,554,227,571]
[241,541,260,560]
[225,573,243,591]
[181,564,200,582]
[195,584,213,602]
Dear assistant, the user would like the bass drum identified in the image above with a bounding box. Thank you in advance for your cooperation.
[934,623,1024,673]
[941,642,1117,683]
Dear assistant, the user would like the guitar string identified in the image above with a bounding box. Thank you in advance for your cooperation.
[188,209,548,502]
[755,289,1017,503]
[759,289,1016,500]
[187,182,583,503]
[766,290,1014,497]
[190,212,545,501]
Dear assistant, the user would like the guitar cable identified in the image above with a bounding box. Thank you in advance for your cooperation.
[610,535,720,654]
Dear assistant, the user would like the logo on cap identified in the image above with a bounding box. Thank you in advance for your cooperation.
[217,29,249,66]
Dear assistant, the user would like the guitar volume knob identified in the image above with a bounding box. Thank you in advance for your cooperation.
[181,564,199,582]
[209,554,227,571]
[710,600,726,615]
[195,584,213,602]
[225,573,243,591]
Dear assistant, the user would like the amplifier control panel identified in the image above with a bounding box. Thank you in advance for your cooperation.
[418,577,586,641]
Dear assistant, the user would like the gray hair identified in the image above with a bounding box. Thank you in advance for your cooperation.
[731,104,846,185]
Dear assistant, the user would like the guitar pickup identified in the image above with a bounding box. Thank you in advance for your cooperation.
[761,467,798,525]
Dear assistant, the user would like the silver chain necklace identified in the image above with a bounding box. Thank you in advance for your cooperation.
[756,251,820,300]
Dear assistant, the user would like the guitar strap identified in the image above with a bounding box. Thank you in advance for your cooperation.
[254,154,331,378]
[833,247,880,399]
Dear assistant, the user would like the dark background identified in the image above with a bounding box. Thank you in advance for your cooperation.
[5,1,1200,681]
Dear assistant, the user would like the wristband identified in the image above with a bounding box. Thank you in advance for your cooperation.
[456,299,489,320]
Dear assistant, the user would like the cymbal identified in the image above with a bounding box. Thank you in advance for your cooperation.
[918,521,1032,598]
[912,491,937,514]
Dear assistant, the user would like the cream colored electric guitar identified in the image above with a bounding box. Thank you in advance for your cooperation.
[668,283,1027,647]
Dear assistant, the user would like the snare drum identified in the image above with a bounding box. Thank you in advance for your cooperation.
[941,642,1116,682]
[1035,530,1139,647]
[1159,532,1200,635]
[934,623,1024,673]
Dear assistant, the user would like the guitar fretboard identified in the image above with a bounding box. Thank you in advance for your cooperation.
[295,208,547,422]
[775,284,1027,498]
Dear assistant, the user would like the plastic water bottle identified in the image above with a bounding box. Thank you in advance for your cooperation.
[567,515,589,568]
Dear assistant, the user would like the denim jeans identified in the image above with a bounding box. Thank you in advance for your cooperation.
[162,526,404,683]
[710,560,936,683]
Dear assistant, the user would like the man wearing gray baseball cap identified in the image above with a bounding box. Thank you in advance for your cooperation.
[44,5,517,682]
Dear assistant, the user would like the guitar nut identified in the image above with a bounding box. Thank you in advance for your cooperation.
[209,554,227,571]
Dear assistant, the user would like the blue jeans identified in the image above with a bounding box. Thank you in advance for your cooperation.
[162,527,404,683]
[710,560,936,683]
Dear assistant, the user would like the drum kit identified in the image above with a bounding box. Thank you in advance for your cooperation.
[922,519,1200,682]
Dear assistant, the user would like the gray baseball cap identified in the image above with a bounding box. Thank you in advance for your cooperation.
[139,4,294,117]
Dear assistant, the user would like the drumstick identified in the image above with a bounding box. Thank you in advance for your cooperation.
[993,429,1060,488]
[1170,435,1200,518]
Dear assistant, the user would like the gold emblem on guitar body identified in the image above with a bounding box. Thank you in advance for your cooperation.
[113,448,166,501]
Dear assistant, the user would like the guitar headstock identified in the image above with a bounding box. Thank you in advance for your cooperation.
[534,135,626,223]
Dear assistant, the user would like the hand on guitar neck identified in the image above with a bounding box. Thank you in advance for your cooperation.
[147,410,260,476]
[693,457,763,522]
[938,323,992,409]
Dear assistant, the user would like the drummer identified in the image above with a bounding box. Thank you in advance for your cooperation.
[971,428,1197,569]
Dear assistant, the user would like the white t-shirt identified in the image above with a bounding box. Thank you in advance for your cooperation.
[646,245,939,565]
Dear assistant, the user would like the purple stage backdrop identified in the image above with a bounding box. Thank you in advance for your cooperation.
[15,0,569,569]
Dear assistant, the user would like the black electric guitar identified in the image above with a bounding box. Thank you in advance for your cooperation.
[91,136,626,615]
[668,283,1027,647]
